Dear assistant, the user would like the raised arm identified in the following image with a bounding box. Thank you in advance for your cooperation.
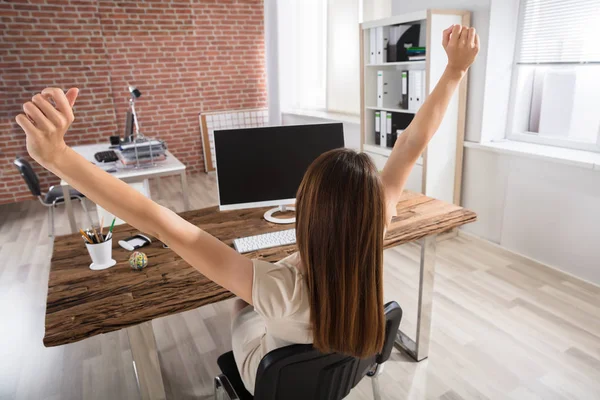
[15,88,254,303]
[381,24,479,223]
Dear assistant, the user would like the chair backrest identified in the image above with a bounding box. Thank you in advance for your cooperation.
[253,301,403,400]
[13,157,41,197]
[378,300,403,364]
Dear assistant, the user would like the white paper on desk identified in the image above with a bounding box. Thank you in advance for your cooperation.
[95,162,117,173]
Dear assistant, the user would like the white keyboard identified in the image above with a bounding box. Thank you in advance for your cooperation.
[233,229,296,253]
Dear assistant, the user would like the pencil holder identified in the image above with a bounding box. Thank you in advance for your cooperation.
[86,238,117,270]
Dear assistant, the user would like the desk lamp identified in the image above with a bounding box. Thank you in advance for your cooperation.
[128,85,143,141]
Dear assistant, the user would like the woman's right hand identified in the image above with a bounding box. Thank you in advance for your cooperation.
[442,24,479,74]
[15,87,79,168]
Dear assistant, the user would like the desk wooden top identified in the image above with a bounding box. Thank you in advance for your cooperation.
[44,191,476,347]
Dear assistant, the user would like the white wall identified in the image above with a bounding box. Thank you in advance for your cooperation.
[265,0,281,125]
[327,0,360,114]
[462,147,600,284]
[361,0,391,21]
[392,0,491,142]
[479,0,519,142]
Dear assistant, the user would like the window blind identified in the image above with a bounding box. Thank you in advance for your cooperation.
[517,0,600,64]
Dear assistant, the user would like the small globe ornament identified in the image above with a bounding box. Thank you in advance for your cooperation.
[129,251,148,271]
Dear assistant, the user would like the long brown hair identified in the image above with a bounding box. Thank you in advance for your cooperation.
[296,148,385,358]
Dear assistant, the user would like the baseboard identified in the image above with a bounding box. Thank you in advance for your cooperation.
[457,229,600,290]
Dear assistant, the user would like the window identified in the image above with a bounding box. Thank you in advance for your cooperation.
[277,0,360,115]
[277,0,327,111]
[508,0,600,152]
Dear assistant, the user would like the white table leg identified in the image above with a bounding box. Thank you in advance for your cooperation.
[395,234,437,361]
[180,171,190,211]
[62,185,78,234]
[127,321,167,400]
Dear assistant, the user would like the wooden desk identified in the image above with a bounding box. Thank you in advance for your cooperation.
[45,191,475,399]
[60,143,189,234]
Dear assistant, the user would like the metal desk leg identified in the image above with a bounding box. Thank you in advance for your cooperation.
[395,234,437,361]
[127,321,167,400]
[180,171,190,211]
[62,185,78,234]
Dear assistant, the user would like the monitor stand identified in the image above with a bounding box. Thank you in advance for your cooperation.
[264,205,296,225]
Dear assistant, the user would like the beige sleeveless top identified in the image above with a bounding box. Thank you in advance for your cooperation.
[230,252,312,394]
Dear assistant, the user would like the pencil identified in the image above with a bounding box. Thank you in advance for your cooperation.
[79,229,93,244]
[100,216,104,237]
[108,217,116,233]
[91,225,101,243]
[106,217,116,241]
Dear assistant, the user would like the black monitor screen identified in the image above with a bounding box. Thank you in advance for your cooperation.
[214,123,345,207]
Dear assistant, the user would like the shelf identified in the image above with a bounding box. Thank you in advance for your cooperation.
[364,144,424,165]
[363,144,393,157]
[282,109,360,125]
[366,106,415,114]
[366,61,426,67]
[360,11,427,29]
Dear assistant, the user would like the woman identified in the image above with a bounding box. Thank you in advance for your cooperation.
[16,25,478,394]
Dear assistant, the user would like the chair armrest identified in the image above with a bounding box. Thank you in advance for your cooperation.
[214,374,241,400]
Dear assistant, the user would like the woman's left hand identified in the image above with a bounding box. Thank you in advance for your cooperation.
[15,87,79,168]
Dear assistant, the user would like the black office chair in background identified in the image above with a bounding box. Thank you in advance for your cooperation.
[214,301,403,400]
[13,157,94,237]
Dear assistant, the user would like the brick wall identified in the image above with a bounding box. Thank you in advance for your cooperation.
[0,0,266,205]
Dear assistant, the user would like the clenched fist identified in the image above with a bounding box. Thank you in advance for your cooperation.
[442,25,479,74]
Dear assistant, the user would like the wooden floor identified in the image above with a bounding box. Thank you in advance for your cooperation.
[1,173,599,400]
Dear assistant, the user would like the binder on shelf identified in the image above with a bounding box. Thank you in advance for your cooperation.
[379,111,387,148]
[369,29,377,65]
[375,111,381,145]
[419,71,427,107]
[408,70,417,111]
[414,70,422,108]
[408,70,424,111]
[401,71,408,109]
[387,26,401,62]
[394,129,403,147]
[383,113,414,148]
[377,71,383,108]
[386,113,393,147]
[377,70,402,109]
[375,26,389,64]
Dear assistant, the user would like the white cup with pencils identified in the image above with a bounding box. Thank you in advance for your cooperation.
[80,217,117,270]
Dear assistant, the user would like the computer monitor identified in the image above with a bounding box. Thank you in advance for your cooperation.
[214,123,345,224]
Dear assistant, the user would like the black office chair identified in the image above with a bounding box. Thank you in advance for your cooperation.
[214,301,403,400]
[13,157,94,236]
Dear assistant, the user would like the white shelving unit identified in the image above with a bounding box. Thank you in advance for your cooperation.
[366,61,426,68]
[365,106,414,114]
[360,9,470,205]
[363,143,392,157]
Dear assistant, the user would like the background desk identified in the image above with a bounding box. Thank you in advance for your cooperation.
[60,143,189,234]
[45,192,475,399]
